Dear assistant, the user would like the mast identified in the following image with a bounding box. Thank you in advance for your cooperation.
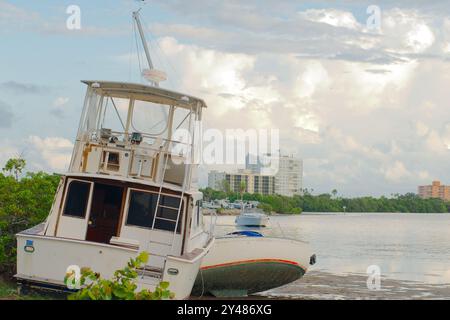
[132,9,166,86]
[132,9,154,70]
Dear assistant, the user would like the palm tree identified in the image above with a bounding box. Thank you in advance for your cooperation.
[3,157,26,181]
[239,181,246,211]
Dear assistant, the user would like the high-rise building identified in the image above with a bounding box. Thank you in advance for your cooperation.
[208,153,303,196]
[244,152,303,197]
[274,155,303,197]
[418,181,450,201]
[245,154,262,174]
[207,170,226,190]
[207,169,275,195]
[225,171,275,195]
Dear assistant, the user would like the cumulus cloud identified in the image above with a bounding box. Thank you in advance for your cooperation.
[0,81,47,94]
[5,1,450,196]
[134,5,450,196]
[50,97,70,118]
[27,136,73,171]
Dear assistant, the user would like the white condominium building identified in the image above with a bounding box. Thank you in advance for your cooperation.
[208,170,226,190]
[274,155,303,197]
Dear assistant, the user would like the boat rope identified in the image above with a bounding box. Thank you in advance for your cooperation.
[199,267,205,298]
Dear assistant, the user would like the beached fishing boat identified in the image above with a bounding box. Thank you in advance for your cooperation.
[15,10,214,300]
[192,232,316,297]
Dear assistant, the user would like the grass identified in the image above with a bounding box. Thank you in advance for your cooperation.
[0,278,59,300]
[0,279,17,300]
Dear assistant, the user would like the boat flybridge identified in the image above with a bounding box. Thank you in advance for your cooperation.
[15,80,214,299]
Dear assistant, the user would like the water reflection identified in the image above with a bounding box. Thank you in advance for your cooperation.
[207,212,450,284]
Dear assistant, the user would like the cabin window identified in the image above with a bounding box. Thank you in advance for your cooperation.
[126,191,157,228]
[126,190,183,233]
[103,151,120,171]
[63,181,91,218]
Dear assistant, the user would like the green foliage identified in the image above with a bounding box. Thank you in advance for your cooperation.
[216,207,224,214]
[0,167,61,276]
[200,188,450,214]
[65,252,174,300]
[3,158,26,181]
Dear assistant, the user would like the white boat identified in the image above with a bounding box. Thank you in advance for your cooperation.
[15,10,214,300]
[192,232,316,297]
[235,211,269,227]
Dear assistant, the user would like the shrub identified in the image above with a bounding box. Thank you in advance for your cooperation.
[0,171,60,276]
[65,252,174,300]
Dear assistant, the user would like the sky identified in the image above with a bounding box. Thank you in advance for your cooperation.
[1,0,450,197]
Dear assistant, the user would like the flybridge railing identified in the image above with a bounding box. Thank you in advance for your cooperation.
[77,128,197,187]
[85,128,194,158]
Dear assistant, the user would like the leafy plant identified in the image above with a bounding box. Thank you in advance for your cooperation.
[65,252,174,300]
[0,167,61,276]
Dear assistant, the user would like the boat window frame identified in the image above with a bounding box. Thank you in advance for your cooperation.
[123,187,184,234]
[61,179,93,220]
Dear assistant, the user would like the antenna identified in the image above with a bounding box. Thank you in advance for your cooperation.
[132,9,167,86]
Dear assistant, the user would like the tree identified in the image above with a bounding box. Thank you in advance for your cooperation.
[239,181,246,205]
[3,158,26,181]
[0,165,61,276]
[331,189,338,198]
[221,179,231,194]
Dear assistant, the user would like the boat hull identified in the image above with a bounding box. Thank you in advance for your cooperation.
[16,229,212,299]
[191,236,312,297]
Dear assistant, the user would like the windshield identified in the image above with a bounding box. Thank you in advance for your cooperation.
[131,99,170,136]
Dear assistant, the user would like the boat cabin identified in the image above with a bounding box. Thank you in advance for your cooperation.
[42,81,209,267]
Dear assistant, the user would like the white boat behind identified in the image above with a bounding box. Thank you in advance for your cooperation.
[235,211,269,227]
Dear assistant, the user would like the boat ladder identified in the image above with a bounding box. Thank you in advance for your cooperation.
[145,132,194,270]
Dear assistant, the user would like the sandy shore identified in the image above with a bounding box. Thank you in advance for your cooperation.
[255,270,450,300]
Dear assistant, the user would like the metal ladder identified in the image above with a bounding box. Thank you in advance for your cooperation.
[147,140,192,255]
[141,106,196,278]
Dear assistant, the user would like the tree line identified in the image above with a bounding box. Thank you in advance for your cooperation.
[200,187,450,214]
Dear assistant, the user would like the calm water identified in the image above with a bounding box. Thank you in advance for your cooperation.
[208,213,450,285]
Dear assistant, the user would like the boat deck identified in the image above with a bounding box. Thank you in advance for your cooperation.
[18,223,45,236]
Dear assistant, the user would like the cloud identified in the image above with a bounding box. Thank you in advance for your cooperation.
[0,81,47,94]
[0,100,13,128]
[116,24,450,195]
[383,161,411,182]
[53,97,69,107]
[27,136,73,171]
[50,97,70,118]
[299,9,360,30]
[4,1,450,196]
[0,141,20,169]
[0,1,127,37]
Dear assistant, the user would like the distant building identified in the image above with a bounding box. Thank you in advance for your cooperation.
[418,181,450,201]
[274,155,303,197]
[207,170,226,190]
[208,152,303,196]
[226,171,275,195]
[245,154,262,174]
